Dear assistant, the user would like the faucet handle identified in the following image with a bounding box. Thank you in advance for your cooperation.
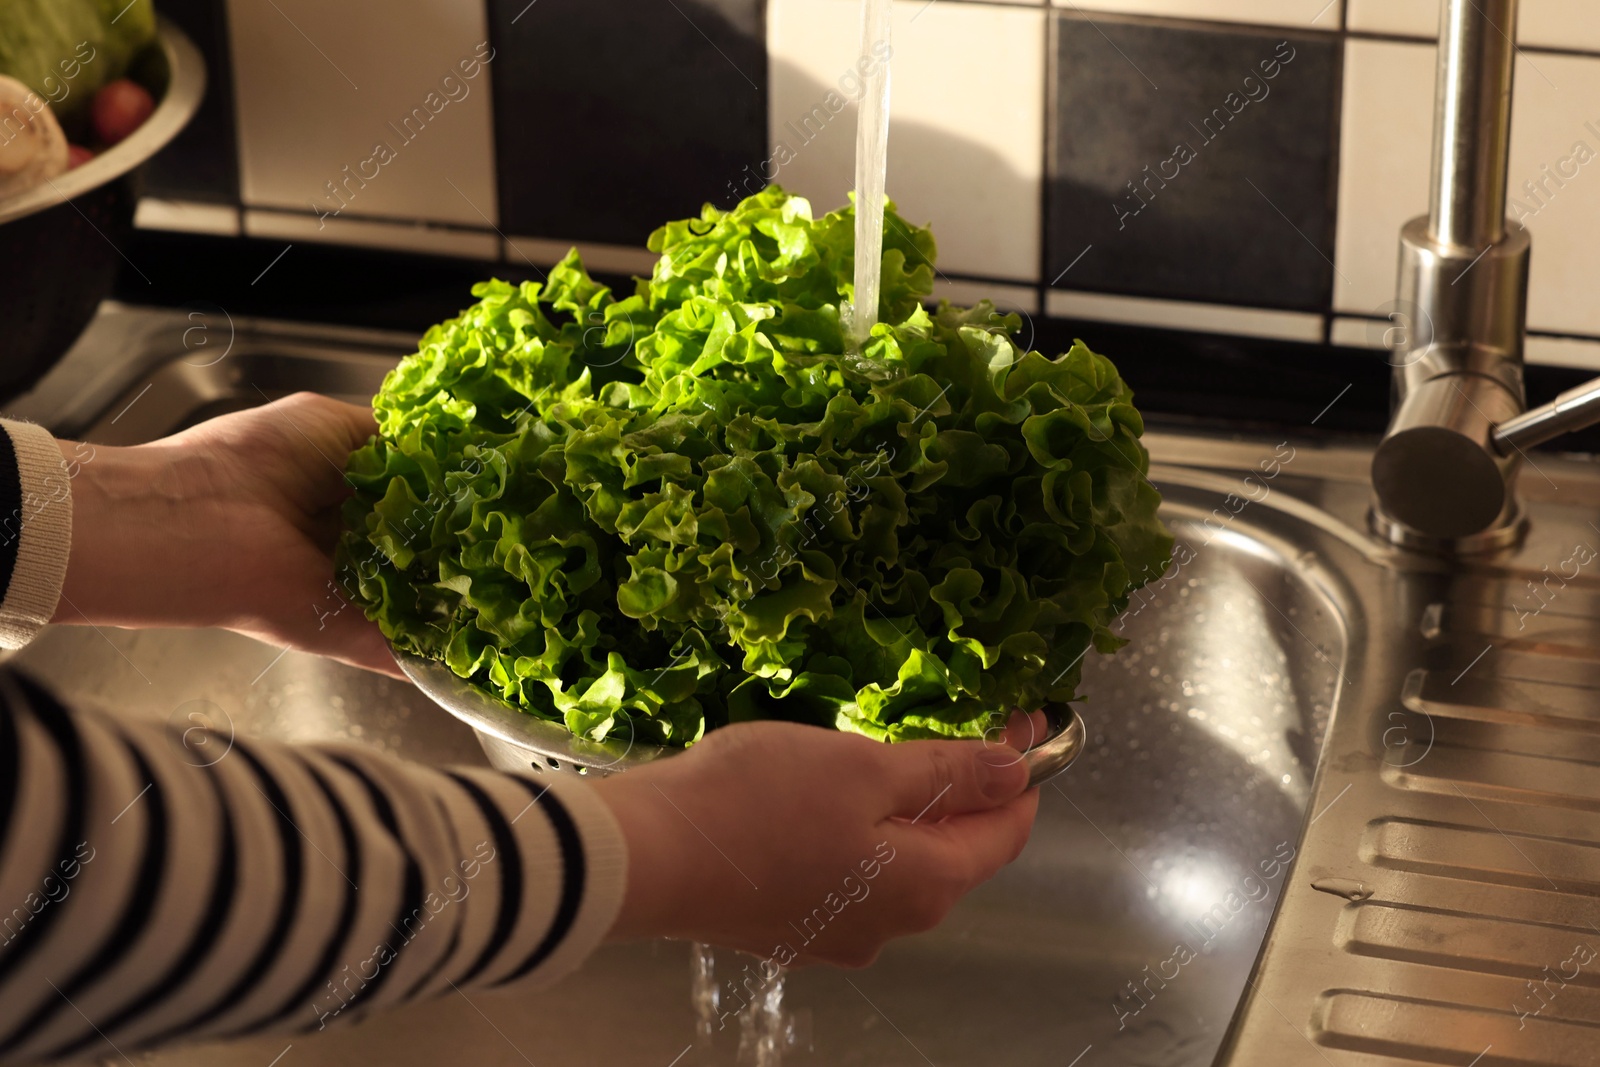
[1493,376,1600,454]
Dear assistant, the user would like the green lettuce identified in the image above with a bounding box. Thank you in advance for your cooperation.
[337,187,1172,747]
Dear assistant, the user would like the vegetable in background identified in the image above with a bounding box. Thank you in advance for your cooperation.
[338,187,1173,747]
[93,0,156,80]
[92,78,153,144]
[0,0,156,125]
[0,73,68,200]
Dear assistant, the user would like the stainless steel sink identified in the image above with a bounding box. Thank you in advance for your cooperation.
[15,305,1600,1067]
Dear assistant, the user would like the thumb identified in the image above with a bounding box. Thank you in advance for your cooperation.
[879,740,1031,824]
[271,392,378,452]
[329,614,408,680]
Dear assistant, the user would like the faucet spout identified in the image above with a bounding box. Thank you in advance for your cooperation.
[1370,0,1529,552]
[1429,0,1518,249]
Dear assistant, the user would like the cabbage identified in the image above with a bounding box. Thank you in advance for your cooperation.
[337,188,1173,746]
[93,0,156,80]
[0,0,156,123]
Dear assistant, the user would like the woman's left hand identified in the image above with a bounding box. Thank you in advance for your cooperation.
[54,392,402,677]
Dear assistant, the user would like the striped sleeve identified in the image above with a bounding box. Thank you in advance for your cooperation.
[0,673,628,1062]
[0,419,72,649]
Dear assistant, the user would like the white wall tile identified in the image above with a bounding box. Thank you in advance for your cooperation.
[1341,322,1600,371]
[1046,289,1325,341]
[768,0,1044,282]
[1526,333,1600,370]
[134,199,241,237]
[1503,52,1600,337]
[1057,0,1340,32]
[1331,313,1445,353]
[1506,0,1600,49]
[1349,0,1600,52]
[1344,0,1457,38]
[929,277,1039,314]
[244,209,500,260]
[1329,316,1380,348]
[1331,39,1433,316]
[1336,41,1600,337]
[226,0,498,229]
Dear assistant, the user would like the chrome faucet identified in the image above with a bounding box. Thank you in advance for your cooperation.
[1370,0,1600,551]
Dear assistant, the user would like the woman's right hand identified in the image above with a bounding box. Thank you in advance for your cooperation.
[593,719,1040,968]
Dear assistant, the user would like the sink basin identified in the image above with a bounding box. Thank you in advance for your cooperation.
[6,308,1352,1067]
[15,485,1345,1067]
[25,306,1599,1067]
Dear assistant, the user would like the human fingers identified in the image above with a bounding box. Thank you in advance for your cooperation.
[901,788,1040,887]
[999,708,1051,753]
[792,791,1040,968]
[267,392,379,451]
[872,737,1031,824]
[324,615,407,680]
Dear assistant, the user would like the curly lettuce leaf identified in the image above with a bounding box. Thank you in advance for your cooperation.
[337,186,1173,746]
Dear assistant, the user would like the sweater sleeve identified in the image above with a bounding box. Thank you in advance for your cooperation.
[0,419,72,649]
[0,671,628,1062]
[0,422,629,1062]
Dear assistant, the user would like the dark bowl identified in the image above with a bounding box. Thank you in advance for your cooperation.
[0,19,205,400]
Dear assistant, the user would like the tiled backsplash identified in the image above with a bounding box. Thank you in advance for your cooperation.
[770,0,1045,285]
[140,0,1600,371]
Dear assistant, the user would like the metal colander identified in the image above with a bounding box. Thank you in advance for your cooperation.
[396,650,1087,786]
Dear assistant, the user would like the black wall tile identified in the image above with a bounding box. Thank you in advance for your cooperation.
[1048,15,1339,311]
[487,0,766,247]
[143,0,239,203]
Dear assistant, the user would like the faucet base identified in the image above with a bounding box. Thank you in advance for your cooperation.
[1369,214,1531,553]
[1391,216,1529,396]
[1369,499,1525,554]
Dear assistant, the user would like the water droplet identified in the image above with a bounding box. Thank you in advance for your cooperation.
[1310,878,1372,901]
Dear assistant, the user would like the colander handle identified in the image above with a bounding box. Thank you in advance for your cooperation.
[1021,706,1088,789]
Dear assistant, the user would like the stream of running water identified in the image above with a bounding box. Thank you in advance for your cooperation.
[847,0,894,350]
[689,5,895,1061]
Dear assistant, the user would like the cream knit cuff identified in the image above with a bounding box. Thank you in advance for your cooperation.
[0,419,73,649]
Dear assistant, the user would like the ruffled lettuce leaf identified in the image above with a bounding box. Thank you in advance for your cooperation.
[337,186,1173,746]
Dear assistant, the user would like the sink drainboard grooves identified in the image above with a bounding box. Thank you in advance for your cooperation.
[1286,599,1600,1066]
[1314,992,1600,1065]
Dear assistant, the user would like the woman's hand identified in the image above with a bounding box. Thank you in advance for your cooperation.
[54,392,401,676]
[55,394,1046,962]
[593,718,1041,967]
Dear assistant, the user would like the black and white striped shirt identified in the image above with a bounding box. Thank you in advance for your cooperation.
[0,419,626,1063]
